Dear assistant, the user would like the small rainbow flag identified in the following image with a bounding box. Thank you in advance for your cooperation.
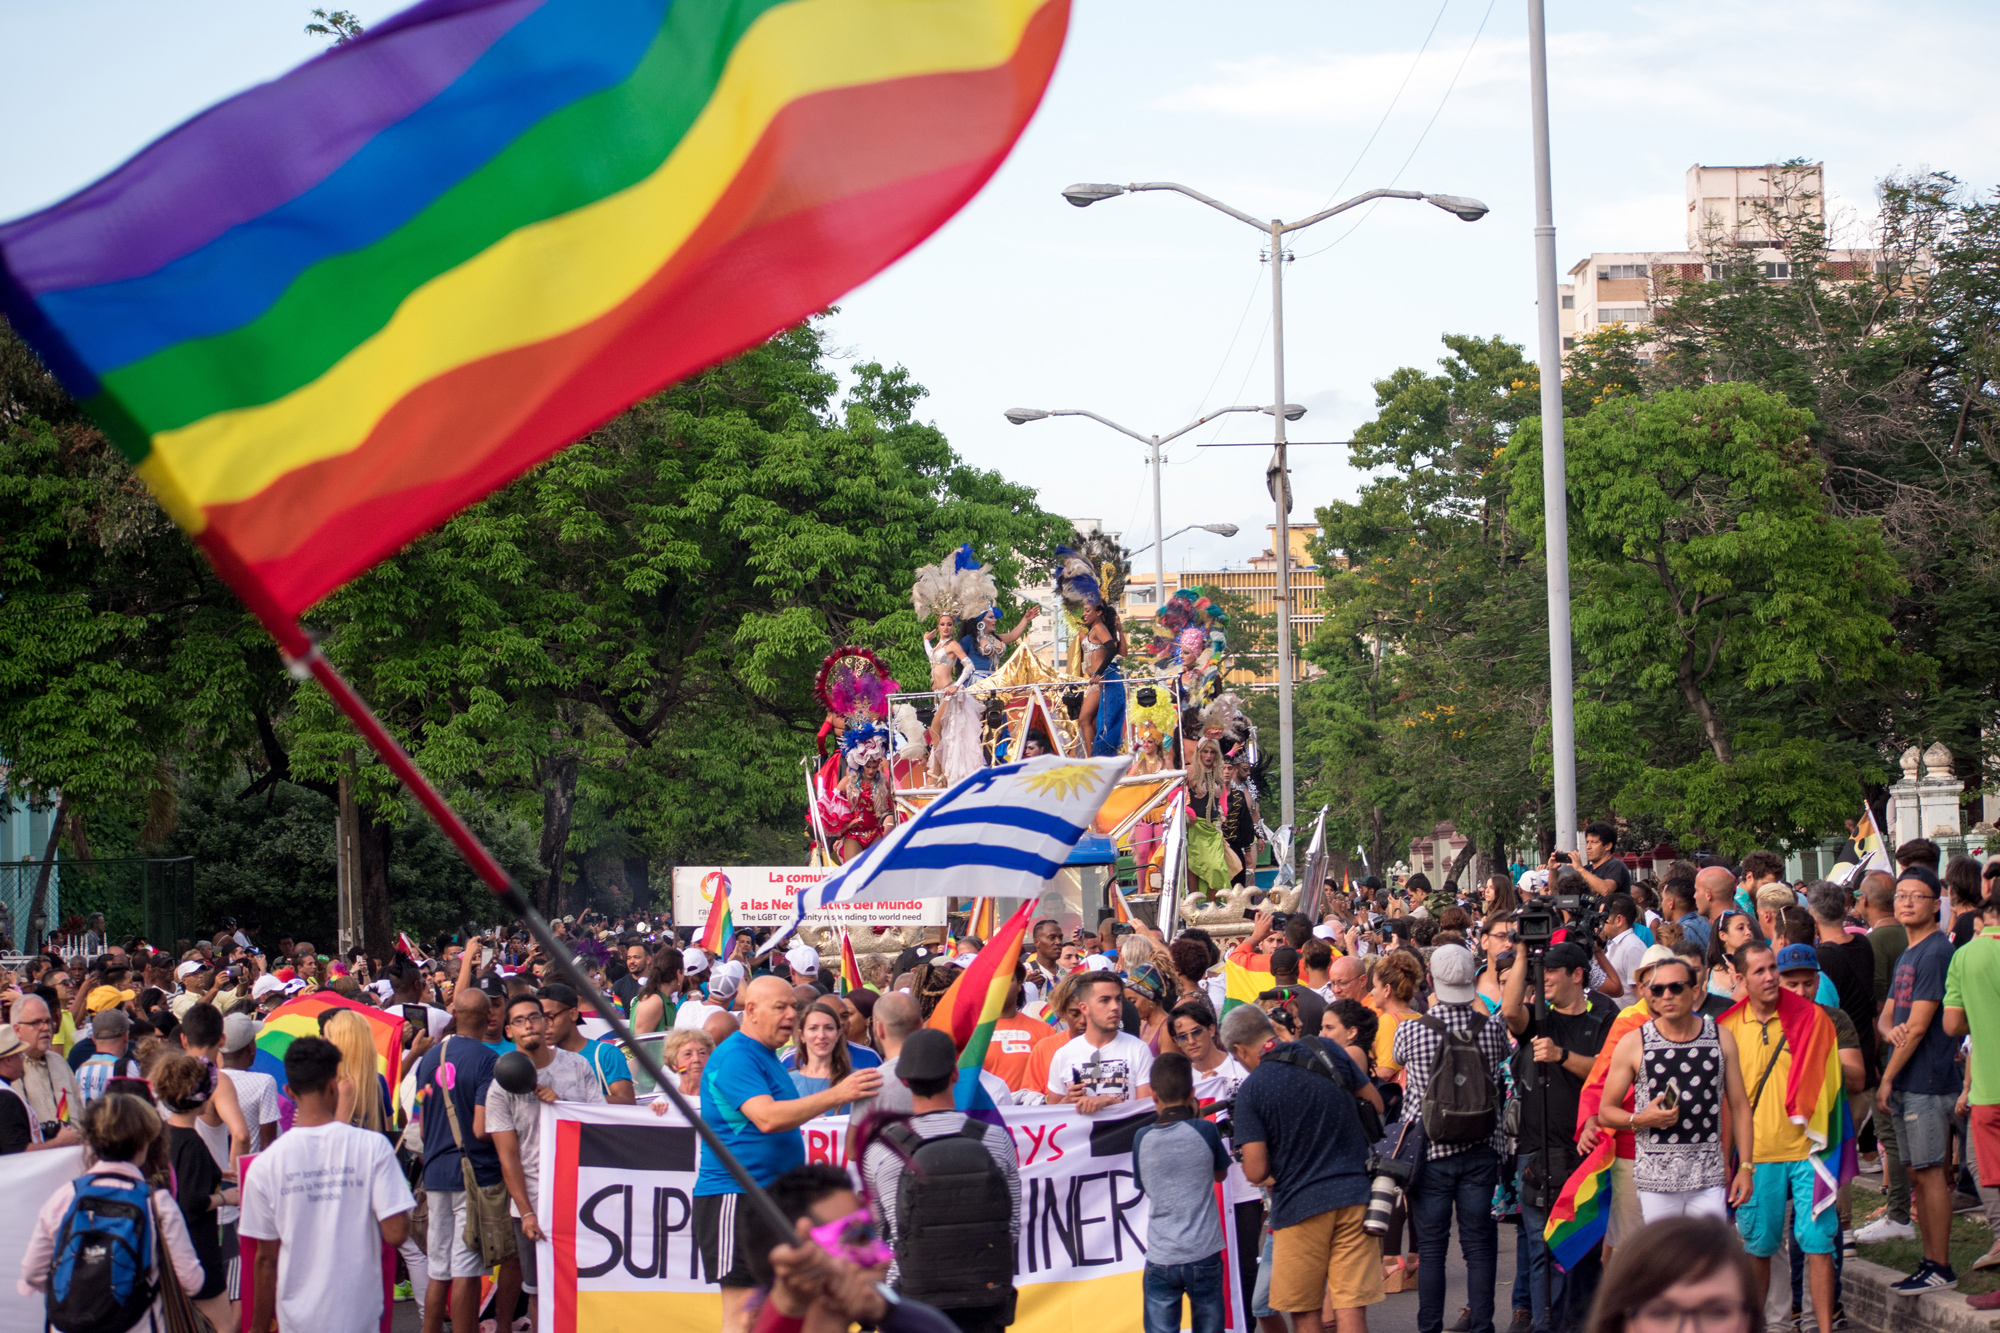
[968,897,997,941]
[926,899,1033,1124]
[0,0,1069,650]
[1543,1137,1617,1271]
[697,874,735,958]
[838,929,861,995]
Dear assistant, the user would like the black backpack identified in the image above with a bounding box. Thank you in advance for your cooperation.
[882,1122,1013,1309]
[1415,1011,1497,1144]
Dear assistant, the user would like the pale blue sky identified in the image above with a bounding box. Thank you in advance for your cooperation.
[4,0,1995,574]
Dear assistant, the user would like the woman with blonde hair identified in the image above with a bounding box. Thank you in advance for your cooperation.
[660,1028,715,1098]
[323,1009,388,1134]
[20,1092,204,1333]
[1372,951,1425,1081]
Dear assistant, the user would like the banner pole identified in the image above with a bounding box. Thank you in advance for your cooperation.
[284,635,798,1240]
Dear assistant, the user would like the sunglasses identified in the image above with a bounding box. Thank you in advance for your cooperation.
[1647,981,1689,998]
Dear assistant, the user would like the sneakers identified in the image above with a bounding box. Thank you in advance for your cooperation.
[392,1281,413,1302]
[1830,1305,1848,1331]
[1888,1260,1958,1295]
[1855,1215,1917,1243]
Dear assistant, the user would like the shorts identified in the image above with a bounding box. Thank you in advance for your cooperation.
[693,1193,757,1289]
[1270,1204,1383,1314]
[1735,1161,1839,1258]
[513,1218,538,1295]
[1973,1105,2000,1188]
[424,1190,488,1281]
[223,1222,241,1302]
[1251,1228,1276,1319]
[1604,1156,1644,1249]
[1637,1187,1728,1224]
[1898,1091,1956,1170]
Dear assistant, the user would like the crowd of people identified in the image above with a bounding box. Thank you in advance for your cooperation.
[6,826,2000,1333]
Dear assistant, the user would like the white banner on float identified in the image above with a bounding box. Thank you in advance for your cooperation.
[670,867,944,930]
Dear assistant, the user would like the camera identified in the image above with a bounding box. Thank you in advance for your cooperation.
[1204,1097,1236,1146]
[1511,900,1558,951]
[1362,1155,1414,1236]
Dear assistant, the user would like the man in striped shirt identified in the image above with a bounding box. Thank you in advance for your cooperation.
[71,1007,134,1109]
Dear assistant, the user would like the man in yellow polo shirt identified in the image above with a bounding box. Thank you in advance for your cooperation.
[1720,942,1837,1332]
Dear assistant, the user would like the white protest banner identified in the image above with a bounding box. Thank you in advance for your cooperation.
[534,1100,1250,1333]
[0,1146,88,1333]
[671,867,944,931]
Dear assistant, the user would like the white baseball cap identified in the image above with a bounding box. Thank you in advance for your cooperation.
[682,947,709,975]
[1083,955,1114,972]
[176,961,204,979]
[251,975,285,1000]
[1313,923,1340,940]
[785,944,820,976]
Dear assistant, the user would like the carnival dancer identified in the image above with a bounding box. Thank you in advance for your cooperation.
[1128,721,1169,885]
[910,545,1034,786]
[810,648,900,862]
[1055,546,1127,756]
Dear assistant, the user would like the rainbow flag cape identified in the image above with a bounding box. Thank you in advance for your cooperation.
[697,883,734,959]
[926,899,1033,1124]
[1542,999,1648,1270]
[0,0,1069,647]
[837,929,861,995]
[1719,988,1856,1215]
[254,991,408,1116]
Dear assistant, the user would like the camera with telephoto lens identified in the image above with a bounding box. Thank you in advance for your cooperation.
[1204,1097,1237,1149]
[1361,1154,1414,1236]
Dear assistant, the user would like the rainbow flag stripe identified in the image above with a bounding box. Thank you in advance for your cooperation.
[0,0,1068,640]
[838,929,861,995]
[927,899,1033,1123]
[1219,959,1266,1015]
[254,991,407,1112]
[1543,1137,1617,1271]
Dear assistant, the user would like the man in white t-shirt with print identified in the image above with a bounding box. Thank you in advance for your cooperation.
[1047,973,1155,1111]
[489,994,605,1326]
[241,1036,415,1333]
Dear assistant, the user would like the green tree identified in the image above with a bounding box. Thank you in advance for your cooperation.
[1509,381,1916,852]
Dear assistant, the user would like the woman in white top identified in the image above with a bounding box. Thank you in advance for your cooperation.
[19,1092,204,1333]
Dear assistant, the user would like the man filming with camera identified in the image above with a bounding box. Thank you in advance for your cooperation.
[1502,940,1617,1333]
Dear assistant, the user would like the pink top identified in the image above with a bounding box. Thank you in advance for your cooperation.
[18,1159,204,1333]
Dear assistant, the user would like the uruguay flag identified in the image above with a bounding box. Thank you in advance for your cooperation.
[763,754,1133,952]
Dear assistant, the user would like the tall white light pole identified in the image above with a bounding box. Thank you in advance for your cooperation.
[1005,404,1284,612]
[1061,183,1490,828]
[1526,0,1578,851]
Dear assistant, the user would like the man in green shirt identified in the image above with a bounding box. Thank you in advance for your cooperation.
[1945,916,2000,1299]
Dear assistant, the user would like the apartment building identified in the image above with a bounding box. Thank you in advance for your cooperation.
[1556,162,1879,356]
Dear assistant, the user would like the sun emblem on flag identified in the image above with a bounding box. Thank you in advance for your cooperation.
[1020,763,1097,801]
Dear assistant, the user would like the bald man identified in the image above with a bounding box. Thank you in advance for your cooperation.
[1694,866,1738,937]
[693,976,882,1333]
[1327,955,1372,1007]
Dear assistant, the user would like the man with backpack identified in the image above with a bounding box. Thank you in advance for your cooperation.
[1225,1000,1385,1333]
[858,1028,1020,1333]
[1392,944,1514,1333]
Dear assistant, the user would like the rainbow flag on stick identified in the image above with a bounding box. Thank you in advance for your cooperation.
[925,899,1033,1124]
[696,883,734,959]
[0,0,1070,653]
[837,929,861,995]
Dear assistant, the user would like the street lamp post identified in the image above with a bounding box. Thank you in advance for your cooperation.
[1005,404,1290,619]
[1062,183,1489,828]
[1126,522,1241,558]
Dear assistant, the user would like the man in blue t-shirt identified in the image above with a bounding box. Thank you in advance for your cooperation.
[694,974,881,1333]
[411,991,506,1333]
[1880,871,1961,1293]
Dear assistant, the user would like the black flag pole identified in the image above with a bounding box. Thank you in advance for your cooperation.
[287,635,798,1241]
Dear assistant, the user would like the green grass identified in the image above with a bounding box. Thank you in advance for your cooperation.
[1850,1184,2000,1294]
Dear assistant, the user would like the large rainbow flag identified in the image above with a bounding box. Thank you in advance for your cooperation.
[254,991,409,1116]
[1543,998,1648,1270]
[0,0,1069,646]
[926,899,1033,1124]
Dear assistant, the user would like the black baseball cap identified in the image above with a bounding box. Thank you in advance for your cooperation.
[896,1028,958,1083]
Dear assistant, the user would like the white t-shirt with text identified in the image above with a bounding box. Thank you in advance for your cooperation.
[1046,1032,1156,1103]
[239,1120,416,1333]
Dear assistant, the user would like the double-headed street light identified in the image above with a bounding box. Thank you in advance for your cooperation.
[1062,181,1488,829]
[1005,404,1300,627]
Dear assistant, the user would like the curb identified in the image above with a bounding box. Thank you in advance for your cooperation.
[1844,1254,2000,1333]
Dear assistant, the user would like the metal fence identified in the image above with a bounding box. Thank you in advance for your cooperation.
[0,858,195,954]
